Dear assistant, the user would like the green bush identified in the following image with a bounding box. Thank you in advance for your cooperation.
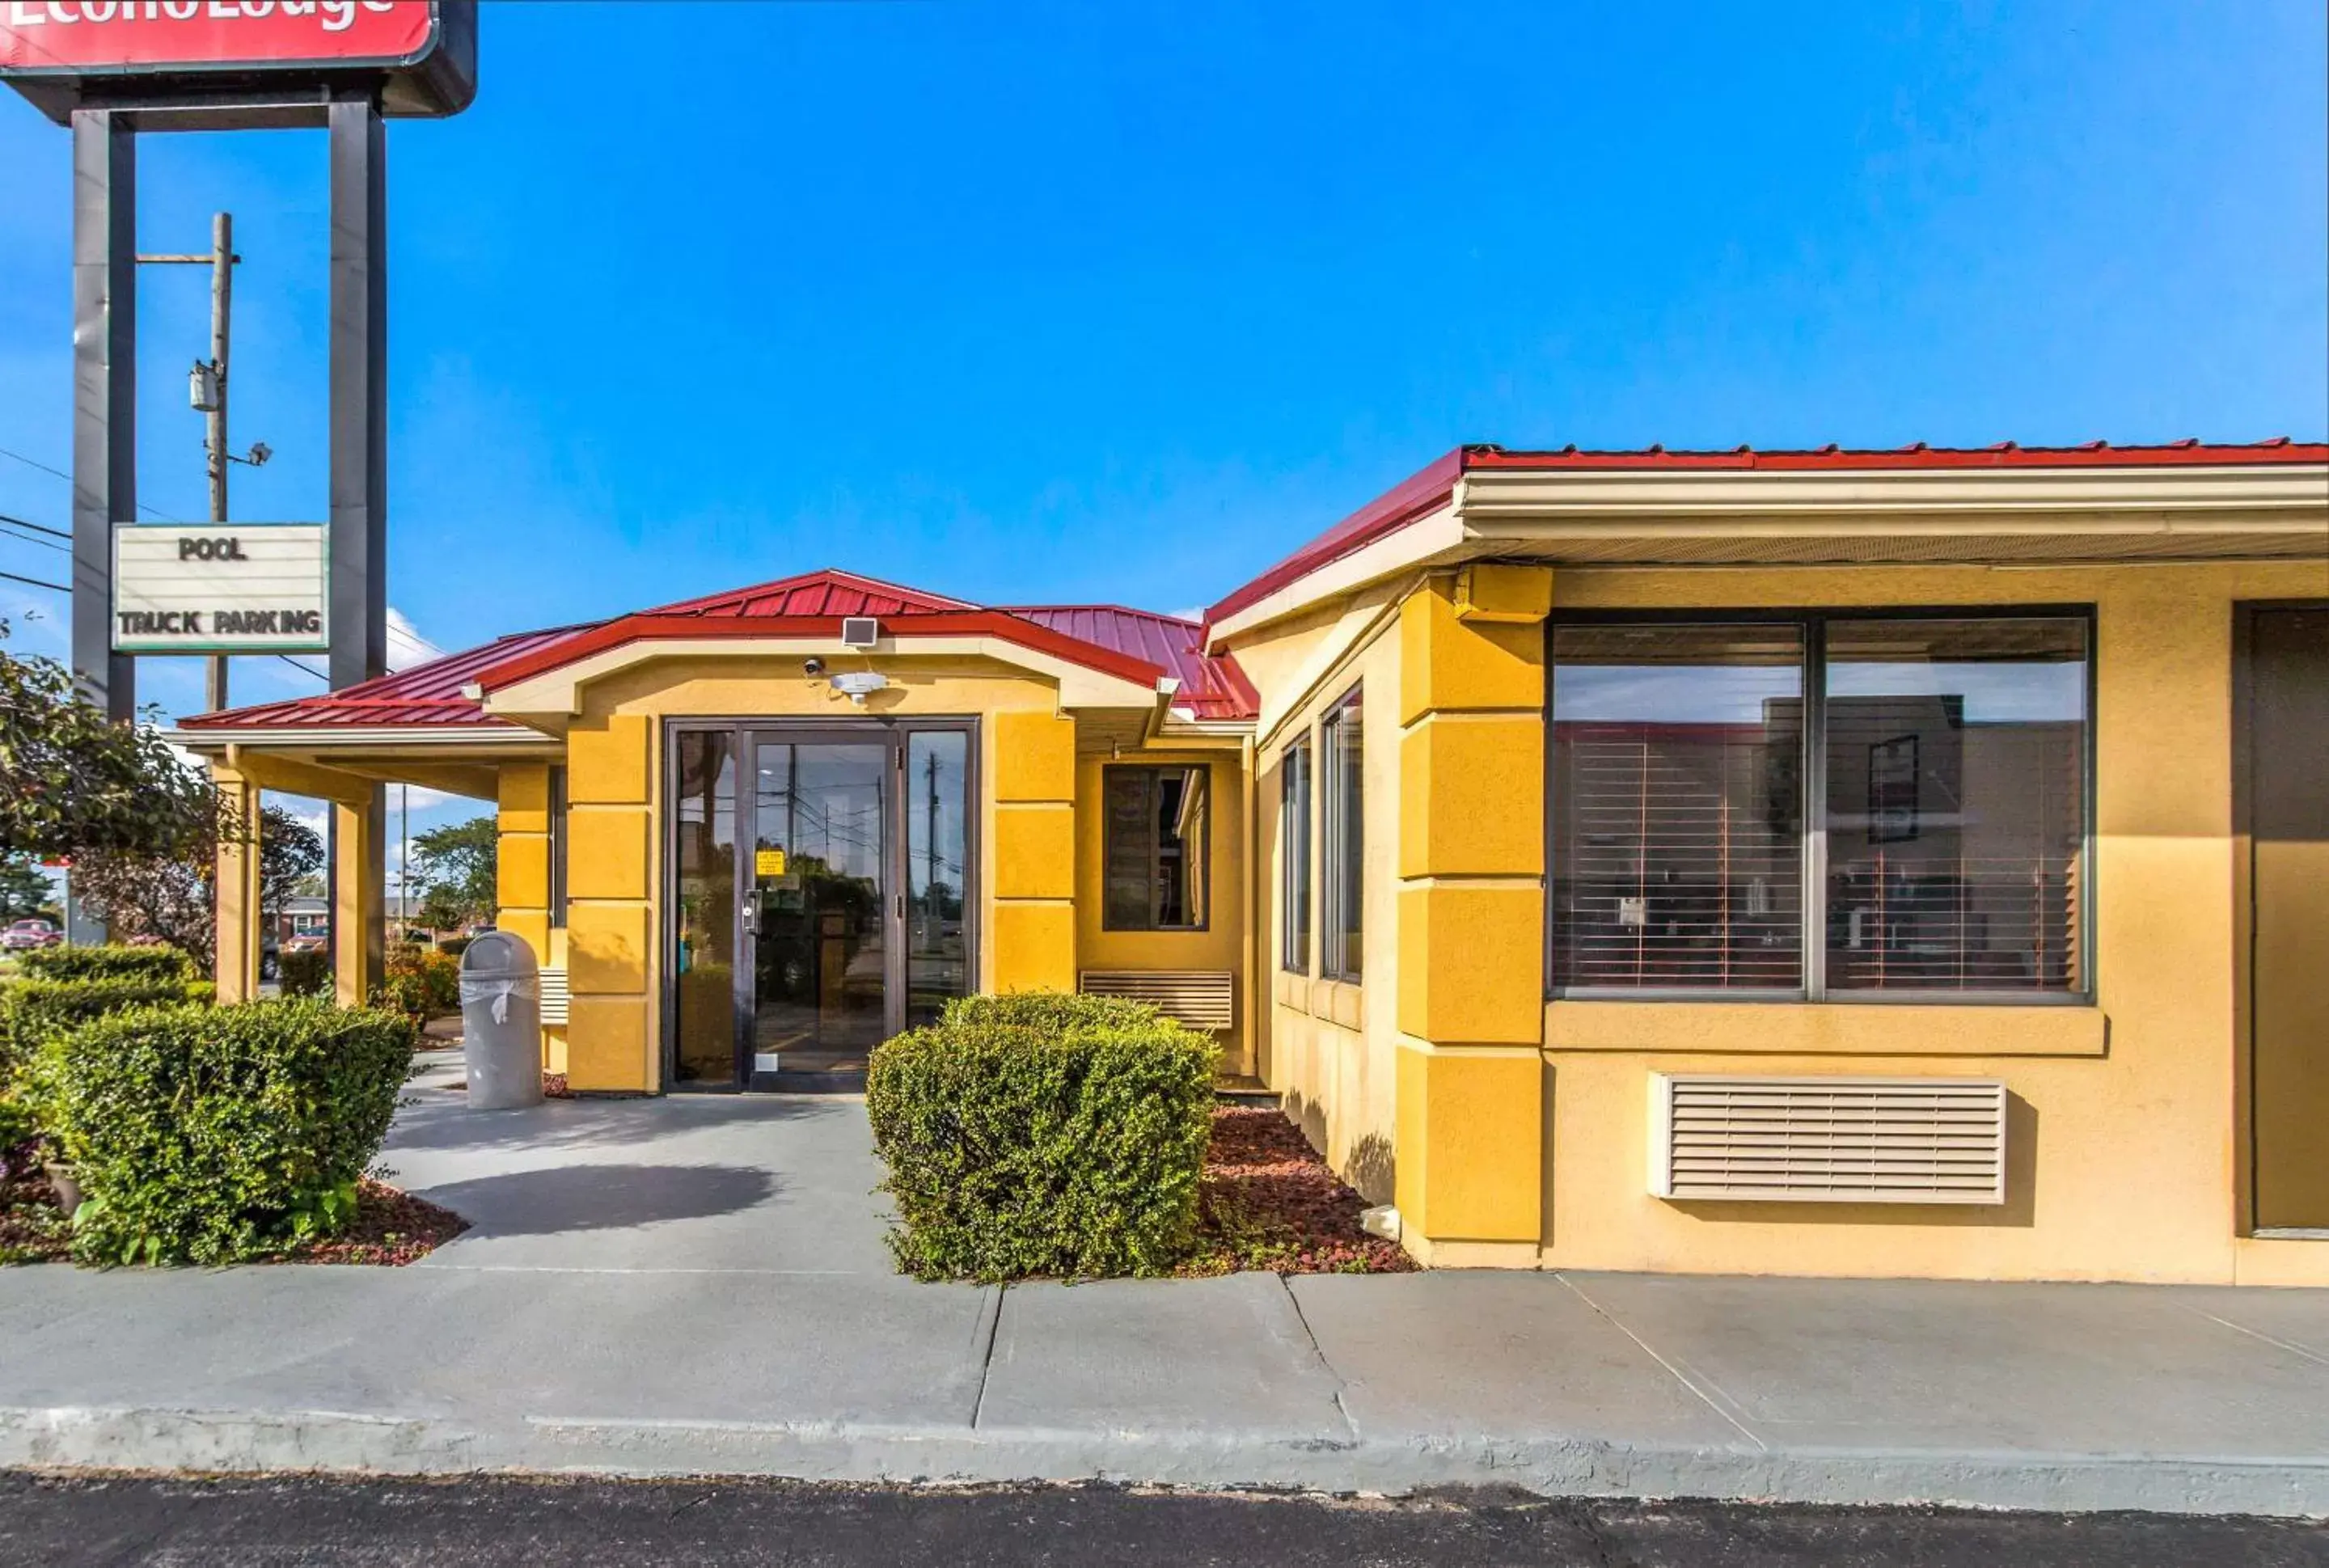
[18,945,192,986]
[183,981,217,1008]
[277,948,331,999]
[867,991,1219,1282]
[1,976,192,1084]
[36,998,412,1266]
[374,947,459,1020]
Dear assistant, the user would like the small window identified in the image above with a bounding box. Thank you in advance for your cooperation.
[1279,738,1312,974]
[547,765,569,929]
[1101,764,1210,931]
[1321,687,1363,980]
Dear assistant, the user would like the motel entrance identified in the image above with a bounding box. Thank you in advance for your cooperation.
[668,720,976,1090]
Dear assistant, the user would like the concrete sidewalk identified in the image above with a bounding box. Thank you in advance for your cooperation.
[1,1074,2324,1516]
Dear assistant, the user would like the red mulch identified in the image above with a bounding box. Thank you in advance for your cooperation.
[0,1150,465,1268]
[0,1156,70,1264]
[441,1071,572,1098]
[280,1178,467,1266]
[1180,1105,1416,1276]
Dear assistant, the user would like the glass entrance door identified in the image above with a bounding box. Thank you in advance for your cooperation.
[666,720,975,1090]
[748,738,890,1076]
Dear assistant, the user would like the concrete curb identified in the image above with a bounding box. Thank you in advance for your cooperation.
[5,1405,2323,1519]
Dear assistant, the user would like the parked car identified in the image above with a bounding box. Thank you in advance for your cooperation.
[2,919,64,951]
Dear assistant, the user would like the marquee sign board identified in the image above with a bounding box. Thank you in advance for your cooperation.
[0,0,474,123]
[111,522,329,653]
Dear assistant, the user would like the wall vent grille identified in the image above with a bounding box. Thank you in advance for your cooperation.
[1649,1073,2006,1205]
[538,966,570,1027]
[1079,969,1236,1032]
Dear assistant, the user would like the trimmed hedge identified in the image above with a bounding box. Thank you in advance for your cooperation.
[18,945,192,986]
[866,991,1219,1282]
[277,947,331,999]
[1,976,192,1083]
[36,998,412,1266]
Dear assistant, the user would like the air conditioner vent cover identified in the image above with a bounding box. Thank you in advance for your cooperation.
[1649,1073,2007,1206]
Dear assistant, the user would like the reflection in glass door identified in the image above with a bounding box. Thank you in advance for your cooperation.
[750,740,889,1075]
[665,721,975,1090]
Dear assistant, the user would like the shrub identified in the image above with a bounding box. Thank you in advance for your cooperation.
[36,998,412,1266]
[437,936,473,960]
[1,976,192,1084]
[277,947,331,999]
[183,981,217,1008]
[375,946,459,1020]
[18,945,192,986]
[867,990,1219,1282]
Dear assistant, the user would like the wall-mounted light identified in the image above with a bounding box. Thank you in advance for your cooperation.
[831,670,888,705]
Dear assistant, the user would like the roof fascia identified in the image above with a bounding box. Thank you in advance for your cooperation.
[1455,460,2329,524]
[1207,501,1469,648]
[479,633,1168,720]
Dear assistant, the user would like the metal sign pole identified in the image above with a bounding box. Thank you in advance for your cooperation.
[328,89,390,998]
[70,108,136,724]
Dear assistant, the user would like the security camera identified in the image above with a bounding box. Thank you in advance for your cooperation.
[803,657,826,678]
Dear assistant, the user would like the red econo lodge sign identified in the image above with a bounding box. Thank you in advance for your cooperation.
[0,2,436,73]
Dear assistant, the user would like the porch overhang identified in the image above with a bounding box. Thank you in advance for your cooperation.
[468,615,1175,725]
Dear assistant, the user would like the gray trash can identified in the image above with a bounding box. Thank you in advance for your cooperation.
[459,931,543,1109]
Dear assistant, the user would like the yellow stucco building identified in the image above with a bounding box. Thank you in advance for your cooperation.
[180,437,2329,1286]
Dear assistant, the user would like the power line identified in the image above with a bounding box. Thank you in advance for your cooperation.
[0,510,70,542]
[1,521,70,555]
[0,442,187,522]
[3,444,327,684]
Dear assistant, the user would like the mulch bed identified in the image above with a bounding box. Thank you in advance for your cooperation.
[280,1179,467,1266]
[0,1147,466,1268]
[0,1156,70,1265]
[1179,1105,1416,1276]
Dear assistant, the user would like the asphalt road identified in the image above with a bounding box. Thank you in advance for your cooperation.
[2,1475,2324,1567]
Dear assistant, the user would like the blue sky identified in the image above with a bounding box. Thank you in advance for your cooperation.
[3,0,2325,852]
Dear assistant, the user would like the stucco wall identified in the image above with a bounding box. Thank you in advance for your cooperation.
[1532,560,2327,1285]
[515,655,1079,1093]
[1253,594,1409,1207]
[1074,750,1250,1073]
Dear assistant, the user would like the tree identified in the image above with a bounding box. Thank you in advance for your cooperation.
[409,816,497,932]
[0,854,58,922]
[0,619,209,860]
[73,802,324,970]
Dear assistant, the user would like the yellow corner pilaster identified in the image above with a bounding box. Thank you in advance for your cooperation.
[332,788,386,1008]
[993,804,1076,900]
[1397,713,1545,879]
[211,764,264,1004]
[1398,573,1547,726]
[568,714,650,805]
[991,901,1076,992]
[1394,1041,1543,1243]
[1392,568,1550,1259]
[566,808,649,902]
[992,709,1076,803]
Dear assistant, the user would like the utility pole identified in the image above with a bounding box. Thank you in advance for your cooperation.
[140,212,268,712]
[202,210,231,712]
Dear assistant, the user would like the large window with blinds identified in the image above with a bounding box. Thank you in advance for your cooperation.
[1102,765,1211,931]
[1549,612,2091,1001]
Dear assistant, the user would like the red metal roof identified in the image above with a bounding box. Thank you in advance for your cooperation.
[179,626,590,731]
[1004,605,1261,721]
[642,568,977,619]
[183,569,1261,731]
[1203,437,2329,627]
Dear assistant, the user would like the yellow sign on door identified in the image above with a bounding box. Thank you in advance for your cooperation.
[755,847,787,878]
